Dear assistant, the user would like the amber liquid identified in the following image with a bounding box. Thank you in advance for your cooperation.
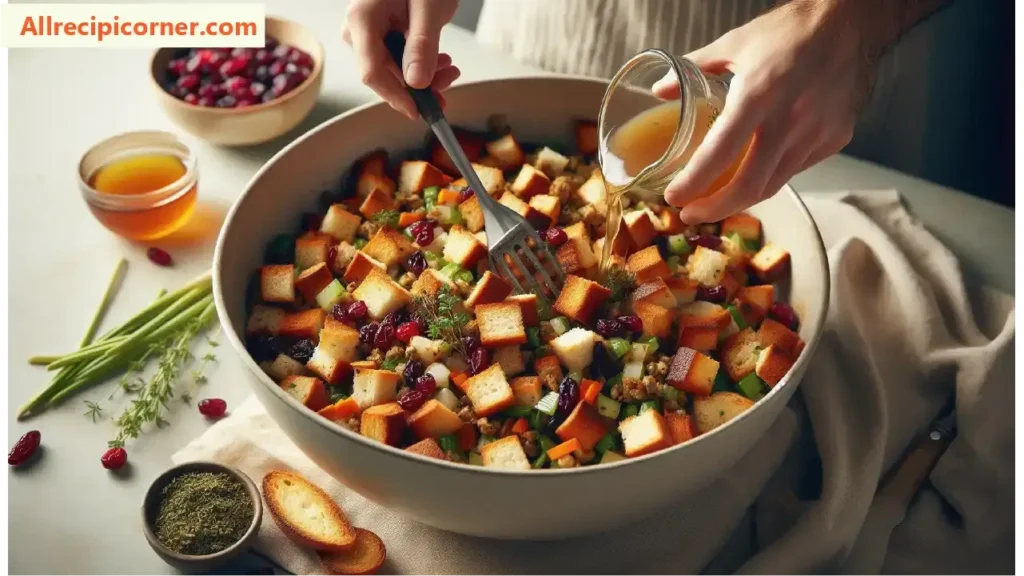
[87,154,197,241]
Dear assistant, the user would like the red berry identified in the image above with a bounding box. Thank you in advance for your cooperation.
[543,228,568,246]
[219,56,250,78]
[770,301,800,331]
[255,49,274,65]
[268,59,288,77]
[374,324,395,349]
[8,430,41,466]
[617,315,643,335]
[469,347,490,375]
[288,48,314,68]
[198,398,227,418]
[183,93,199,104]
[697,285,727,303]
[198,82,224,99]
[596,318,624,338]
[197,96,216,107]
[176,74,200,92]
[397,389,428,412]
[415,374,437,396]
[346,300,369,321]
[414,226,434,247]
[396,321,420,343]
[167,58,188,77]
[146,247,173,267]
[688,234,722,251]
[101,447,127,470]
[458,187,475,203]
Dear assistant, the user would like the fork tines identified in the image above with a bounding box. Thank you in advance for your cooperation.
[490,225,565,300]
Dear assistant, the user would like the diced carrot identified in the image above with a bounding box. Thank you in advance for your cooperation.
[456,422,477,451]
[547,438,582,461]
[511,417,530,435]
[398,212,425,228]
[317,397,360,422]
[554,402,609,451]
[451,371,469,390]
[438,188,462,205]
[581,379,601,405]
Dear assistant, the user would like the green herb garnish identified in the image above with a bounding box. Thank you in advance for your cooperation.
[605,267,636,302]
[413,284,472,357]
[372,209,400,228]
[381,356,401,371]
[155,472,253,556]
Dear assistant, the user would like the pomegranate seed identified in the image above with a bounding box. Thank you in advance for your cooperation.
[415,374,437,396]
[101,447,128,470]
[397,389,428,412]
[8,430,41,466]
[617,315,644,335]
[469,347,490,375]
[543,228,568,246]
[698,285,727,303]
[770,301,800,331]
[374,324,395,349]
[396,321,420,343]
[596,319,624,338]
[688,235,722,251]
[346,301,369,321]
[146,247,173,267]
[176,73,200,92]
[198,398,228,418]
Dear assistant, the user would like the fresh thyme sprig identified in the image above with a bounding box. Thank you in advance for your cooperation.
[84,400,104,423]
[413,284,471,357]
[605,267,636,302]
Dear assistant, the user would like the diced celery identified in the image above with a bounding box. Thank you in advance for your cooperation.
[737,373,766,401]
[623,360,644,380]
[532,454,549,469]
[423,186,440,204]
[666,255,681,272]
[468,452,484,466]
[550,316,571,336]
[504,404,534,418]
[667,233,691,255]
[596,394,621,419]
[594,432,620,454]
[726,304,747,330]
[608,338,631,359]
[439,262,461,278]
[622,403,640,419]
[538,435,557,454]
[435,387,459,412]
[448,207,464,226]
[626,343,648,363]
[354,238,367,250]
[453,269,474,284]
[438,434,459,454]
[535,391,559,416]
[601,451,627,464]
[641,336,660,355]
[568,371,583,384]
[314,279,345,310]
[640,399,661,413]
[526,327,542,348]
[712,370,734,393]
[424,250,440,265]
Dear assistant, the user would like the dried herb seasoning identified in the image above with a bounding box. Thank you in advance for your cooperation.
[154,472,253,556]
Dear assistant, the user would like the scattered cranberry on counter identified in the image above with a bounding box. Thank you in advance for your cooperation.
[396,321,420,343]
[198,398,228,419]
[101,447,128,470]
[147,247,173,267]
[8,430,41,467]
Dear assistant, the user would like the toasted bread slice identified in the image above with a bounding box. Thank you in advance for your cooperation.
[555,401,609,451]
[360,402,406,446]
[410,268,456,298]
[721,328,761,382]
[296,236,331,270]
[676,325,720,354]
[757,318,801,355]
[306,350,351,385]
[678,301,732,331]
[398,160,449,193]
[465,271,513,309]
[318,528,387,576]
[463,363,515,417]
[553,275,611,324]
[362,227,416,268]
[443,226,488,269]
[343,251,387,285]
[755,344,795,387]
[480,435,530,470]
[666,347,721,397]
[320,205,362,243]
[408,399,464,439]
[505,294,539,326]
[261,265,296,304]
[664,411,698,444]
[263,470,356,552]
[280,308,327,340]
[633,301,674,339]
[280,375,330,411]
[750,243,790,282]
[247,305,285,336]
[405,438,448,460]
[686,246,729,287]
[693,392,754,434]
[623,210,657,249]
[626,245,671,284]
[575,119,599,156]
[352,268,411,321]
[295,262,335,302]
[618,409,672,458]
[451,163,505,195]
[476,301,527,347]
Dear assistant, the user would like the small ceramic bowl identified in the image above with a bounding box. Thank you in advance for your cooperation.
[142,461,263,574]
[149,16,324,146]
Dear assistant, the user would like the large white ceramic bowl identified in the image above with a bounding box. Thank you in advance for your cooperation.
[213,76,829,540]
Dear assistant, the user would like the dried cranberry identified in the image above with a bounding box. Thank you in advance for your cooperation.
[617,315,644,335]
[346,300,368,321]
[219,56,250,77]
[415,374,437,396]
[403,359,425,384]
[382,311,406,328]
[8,430,40,466]
[458,187,475,203]
[197,96,217,107]
[414,226,434,247]
[462,336,481,355]
[688,234,722,251]
[408,219,435,238]
[167,58,188,77]
[198,398,227,418]
[697,285,727,303]
[406,251,428,276]
[396,321,420,343]
[330,303,350,323]
[147,247,173,267]
[247,334,287,362]
[374,324,395,349]
[770,301,800,331]
[397,389,428,412]
[225,76,251,98]
[327,245,338,266]
[359,322,380,345]
[556,376,580,416]
[176,73,200,92]
[101,447,127,470]
[469,347,490,375]
[543,228,568,246]
[287,339,316,364]
[596,318,624,338]
[591,342,618,379]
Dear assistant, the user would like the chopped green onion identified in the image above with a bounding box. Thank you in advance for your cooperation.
[608,338,631,359]
[640,399,661,413]
[622,403,640,419]
[532,454,549,469]
[736,373,766,401]
[550,316,571,336]
[439,262,462,278]
[315,279,346,310]
[438,434,459,454]
[725,304,747,330]
[354,238,367,250]
[504,404,534,418]
[526,327,542,348]
[594,432,620,454]
[667,233,691,255]
[596,394,621,419]
[453,269,474,284]
[535,391,559,416]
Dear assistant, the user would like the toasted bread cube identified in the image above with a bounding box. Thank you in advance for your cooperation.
[720,269,744,302]
[631,278,678,309]
[320,204,362,243]
[534,146,570,176]
[352,268,411,321]
[633,301,674,339]
[549,327,596,373]
[505,294,539,326]
[406,438,448,460]
[485,134,526,171]
[655,207,687,235]
[618,409,672,457]
[555,401,609,451]
[556,239,590,277]
[342,251,386,285]
[667,347,721,397]
[510,376,543,407]
[362,227,416,268]
[493,345,526,376]
[409,399,464,439]
[452,163,505,195]
[553,275,611,324]
[480,435,530,470]
[511,164,551,200]
[562,221,591,243]
[721,213,762,241]
[355,149,388,178]
[356,172,396,199]
[665,276,698,304]
[294,262,335,302]
[719,234,752,271]
[624,210,657,248]
[360,402,406,446]
[443,226,488,269]
[721,328,760,382]
[736,285,775,327]
[295,237,331,270]
[358,187,396,219]
[430,130,485,175]
[458,194,485,233]
[678,301,732,331]
[676,326,720,353]
[608,223,634,257]
[268,354,307,381]
[755,344,795,387]
[693,392,754,434]
[498,192,548,229]
[574,177,608,215]
[686,246,730,287]
[473,231,489,246]
[279,308,327,340]
[465,271,513,309]
[575,119,599,156]
[411,268,456,298]
[750,243,790,282]
[398,160,449,193]
[306,350,351,384]
[331,241,358,277]
[665,411,699,444]
[476,301,527,348]
[533,355,563,389]
[626,245,671,284]
[463,363,515,417]
[757,318,801,355]
[280,375,330,412]
[528,194,560,226]
[247,305,285,336]
[351,368,401,410]
[316,322,361,363]
[261,264,296,303]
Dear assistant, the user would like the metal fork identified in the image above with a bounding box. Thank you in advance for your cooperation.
[384,31,566,297]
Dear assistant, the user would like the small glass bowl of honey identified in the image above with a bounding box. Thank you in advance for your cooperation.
[78,130,199,241]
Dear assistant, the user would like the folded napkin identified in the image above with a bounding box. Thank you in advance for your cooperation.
[175,191,1014,574]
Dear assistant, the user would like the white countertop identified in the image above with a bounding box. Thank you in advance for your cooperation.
[7,1,1012,574]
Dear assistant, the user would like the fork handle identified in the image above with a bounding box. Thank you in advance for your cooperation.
[383,30,444,124]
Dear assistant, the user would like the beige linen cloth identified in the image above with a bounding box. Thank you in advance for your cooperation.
[174,191,1014,574]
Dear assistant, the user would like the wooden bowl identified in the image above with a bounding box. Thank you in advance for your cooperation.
[149,16,324,146]
[142,461,263,573]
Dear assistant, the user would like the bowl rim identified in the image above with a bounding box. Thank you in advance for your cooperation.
[141,461,263,563]
[213,74,830,477]
[148,15,325,115]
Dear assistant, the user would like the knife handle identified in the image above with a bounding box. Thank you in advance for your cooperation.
[875,428,953,506]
